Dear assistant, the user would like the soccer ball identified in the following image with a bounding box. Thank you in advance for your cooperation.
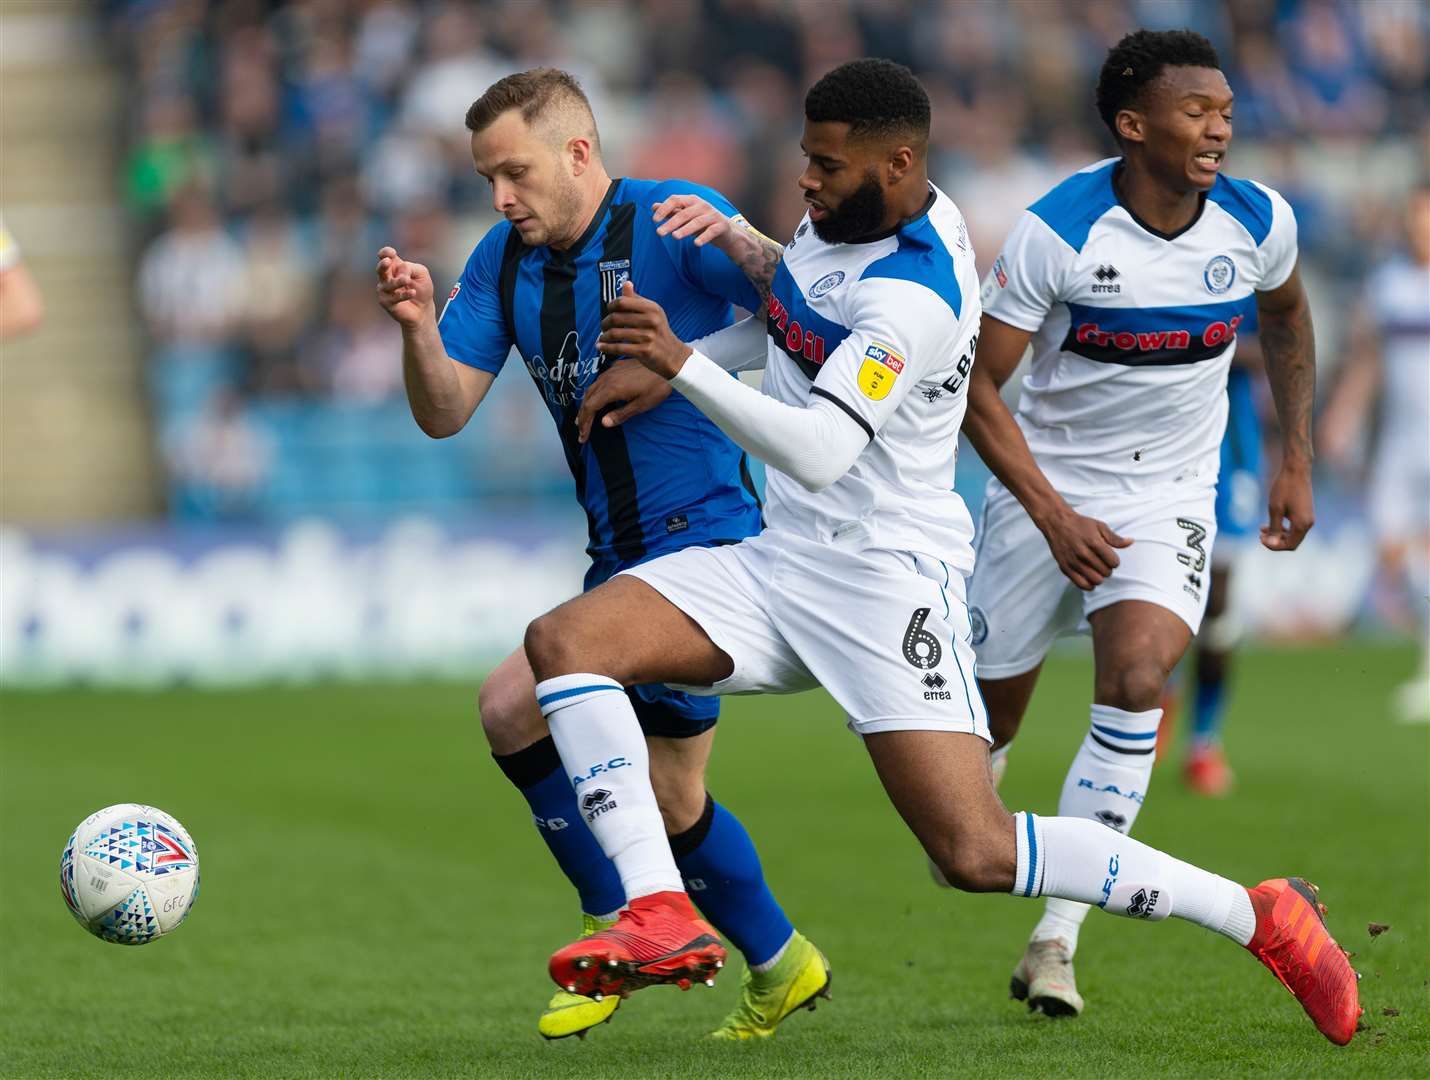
[59,803,199,945]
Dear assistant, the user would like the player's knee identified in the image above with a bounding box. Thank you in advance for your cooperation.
[523,609,588,680]
[1095,660,1167,712]
[988,711,1022,750]
[477,669,545,751]
[932,842,1012,893]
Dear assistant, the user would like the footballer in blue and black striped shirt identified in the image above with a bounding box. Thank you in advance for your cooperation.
[375,67,822,1041]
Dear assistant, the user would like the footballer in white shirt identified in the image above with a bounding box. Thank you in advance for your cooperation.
[516,58,1358,1046]
[956,29,1322,1018]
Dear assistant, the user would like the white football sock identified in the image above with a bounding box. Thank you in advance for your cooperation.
[537,673,683,900]
[1030,705,1161,954]
[1012,811,1255,945]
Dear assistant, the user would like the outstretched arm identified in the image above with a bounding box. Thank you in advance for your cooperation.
[962,314,1130,591]
[1255,261,1316,550]
[376,246,493,438]
[653,194,782,308]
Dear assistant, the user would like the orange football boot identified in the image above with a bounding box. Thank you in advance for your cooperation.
[549,890,726,999]
[1245,877,1361,1045]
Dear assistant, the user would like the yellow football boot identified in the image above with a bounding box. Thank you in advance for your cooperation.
[538,914,621,1040]
[708,932,831,1040]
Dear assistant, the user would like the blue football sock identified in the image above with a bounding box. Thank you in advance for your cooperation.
[492,736,625,918]
[1192,671,1226,746]
[671,794,794,967]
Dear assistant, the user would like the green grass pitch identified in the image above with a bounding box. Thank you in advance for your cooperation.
[2,643,1426,1078]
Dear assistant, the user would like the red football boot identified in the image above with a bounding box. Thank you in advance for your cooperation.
[549,891,726,999]
[1245,877,1361,1045]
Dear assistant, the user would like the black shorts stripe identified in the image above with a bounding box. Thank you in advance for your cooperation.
[810,386,874,442]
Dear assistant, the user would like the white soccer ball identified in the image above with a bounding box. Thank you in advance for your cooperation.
[59,803,200,945]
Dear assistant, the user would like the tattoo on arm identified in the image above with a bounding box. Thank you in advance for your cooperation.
[1259,296,1316,464]
[734,232,783,306]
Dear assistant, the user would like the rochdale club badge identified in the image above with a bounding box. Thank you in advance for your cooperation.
[1203,255,1236,295]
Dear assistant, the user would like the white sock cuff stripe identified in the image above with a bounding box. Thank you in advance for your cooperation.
[535,673,624,716]
[1088,704,1162,754]
[1012,811,1045,897]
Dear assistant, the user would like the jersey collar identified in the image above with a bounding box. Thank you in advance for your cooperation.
[846,183,937,245]
[1111,161,1207,242]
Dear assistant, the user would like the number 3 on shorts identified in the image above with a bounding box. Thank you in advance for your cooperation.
[902,607,943,670]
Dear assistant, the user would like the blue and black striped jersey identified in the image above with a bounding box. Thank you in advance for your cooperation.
[438,177,764,575]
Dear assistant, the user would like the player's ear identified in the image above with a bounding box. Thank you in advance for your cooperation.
[886,144,915,182]
[1115,108,1145,146]
[567,135,593,176]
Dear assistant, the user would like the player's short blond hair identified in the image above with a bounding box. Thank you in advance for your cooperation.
[465,68,601,154]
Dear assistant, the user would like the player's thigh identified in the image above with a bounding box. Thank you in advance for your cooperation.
[620,534,817,697]
[1082,488,1217,641]
[773,543,988,739]
[476,646,547,755]
[862,728,1014,892]
[524,573,733,687]
[968,481,1077,680]
[646,727,715,835]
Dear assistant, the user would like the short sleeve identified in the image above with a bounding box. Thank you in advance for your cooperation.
[1255,184,1298,292]
[437,224,514,373]
[978,211,1069,332]
[807,278,959,440]
[651,179,763,312]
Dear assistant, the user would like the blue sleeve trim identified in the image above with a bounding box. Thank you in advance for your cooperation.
[1027,161,1119,253]
[1208,175,1274,246]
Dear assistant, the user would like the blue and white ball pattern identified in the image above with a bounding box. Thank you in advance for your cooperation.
[60,804,199,946]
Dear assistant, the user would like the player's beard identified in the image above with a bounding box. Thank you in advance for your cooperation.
[810,168,887,244]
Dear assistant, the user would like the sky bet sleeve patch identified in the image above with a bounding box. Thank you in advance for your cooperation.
[857,341,905,400]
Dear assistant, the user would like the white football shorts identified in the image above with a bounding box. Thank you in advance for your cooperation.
[619,528,990,741]
[968,479,1218,680]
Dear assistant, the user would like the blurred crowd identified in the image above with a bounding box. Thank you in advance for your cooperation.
[107,0,1428,521]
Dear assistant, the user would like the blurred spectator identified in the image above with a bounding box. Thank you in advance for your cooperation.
[139,185,245,345]
[304,271,403,402]
[166,389,275,519]
[236,202,315,394]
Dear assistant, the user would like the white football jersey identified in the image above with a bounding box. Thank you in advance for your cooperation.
[760,185,982,570]
[1365,254,1429,452]
[981,158,1298,496]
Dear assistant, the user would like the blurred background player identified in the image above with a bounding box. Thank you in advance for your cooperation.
[1159,326,1268,796]
[375,68,826,1041]
[1320,183,1430,725]
[0,216,44,341]
[959,29,1319,1017]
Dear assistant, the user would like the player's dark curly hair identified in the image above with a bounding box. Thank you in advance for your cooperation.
[1096,29,1221,140]
[805,58,930,144]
